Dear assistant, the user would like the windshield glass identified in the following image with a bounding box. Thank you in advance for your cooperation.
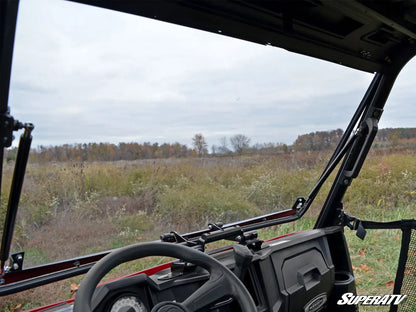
[1,0,383,268]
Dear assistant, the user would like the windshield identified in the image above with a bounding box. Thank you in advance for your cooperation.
[1,0,392,270]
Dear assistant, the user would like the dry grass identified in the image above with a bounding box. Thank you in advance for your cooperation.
[1,148,415,310]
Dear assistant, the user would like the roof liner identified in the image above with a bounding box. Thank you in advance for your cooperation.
[69,0,416,73]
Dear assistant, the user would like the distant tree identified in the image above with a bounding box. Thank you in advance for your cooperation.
[192,133,208,157]
[217,137,231,154]
[230,134,250,155]
[388,130,400,148]
[211,145,217,155]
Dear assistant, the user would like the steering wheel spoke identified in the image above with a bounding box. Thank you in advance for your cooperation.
[182,271,232,311]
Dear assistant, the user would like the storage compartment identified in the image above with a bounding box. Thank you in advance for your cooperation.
[258,229,336,312]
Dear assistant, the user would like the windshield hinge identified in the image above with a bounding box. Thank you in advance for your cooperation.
[339,210,367,240]
[0,108,24,148]
[8,251,24,272]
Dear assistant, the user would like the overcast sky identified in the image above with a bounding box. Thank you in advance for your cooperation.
[8,0,416,149]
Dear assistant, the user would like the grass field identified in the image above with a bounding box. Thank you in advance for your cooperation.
[0,148,415,311]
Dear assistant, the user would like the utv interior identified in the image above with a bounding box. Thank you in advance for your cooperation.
[1,1,416,312]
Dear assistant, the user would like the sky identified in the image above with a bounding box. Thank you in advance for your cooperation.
[7,0,416,149]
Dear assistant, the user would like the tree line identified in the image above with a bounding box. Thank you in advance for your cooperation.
[290,128,416,152]
[7,142,193,163]
[376,128,416,141]
[5,127,416,162]
[292,129,344,152]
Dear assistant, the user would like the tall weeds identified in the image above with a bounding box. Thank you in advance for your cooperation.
[1,149,415,310]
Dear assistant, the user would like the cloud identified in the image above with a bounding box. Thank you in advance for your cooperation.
[8,0,414,149]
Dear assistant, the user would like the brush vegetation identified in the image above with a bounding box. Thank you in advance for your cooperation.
[0,148,415,311]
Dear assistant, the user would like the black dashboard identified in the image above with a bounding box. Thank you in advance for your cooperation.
[44,227,355,312]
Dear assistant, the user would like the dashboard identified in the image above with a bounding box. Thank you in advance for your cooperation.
[41,227,354,312]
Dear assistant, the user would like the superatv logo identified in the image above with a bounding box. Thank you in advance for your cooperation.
[337,293,407,306]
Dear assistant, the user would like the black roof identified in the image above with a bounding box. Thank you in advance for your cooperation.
[70,0,416,73]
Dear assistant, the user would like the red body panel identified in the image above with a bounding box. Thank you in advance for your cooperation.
[23,262,172,312]
[22,232,298,312]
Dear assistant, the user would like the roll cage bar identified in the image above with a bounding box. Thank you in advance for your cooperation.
[1,0,416,296]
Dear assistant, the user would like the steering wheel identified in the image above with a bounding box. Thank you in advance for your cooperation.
[73,242,257,312]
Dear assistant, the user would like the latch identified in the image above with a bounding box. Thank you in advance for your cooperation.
[341,212,367,240]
